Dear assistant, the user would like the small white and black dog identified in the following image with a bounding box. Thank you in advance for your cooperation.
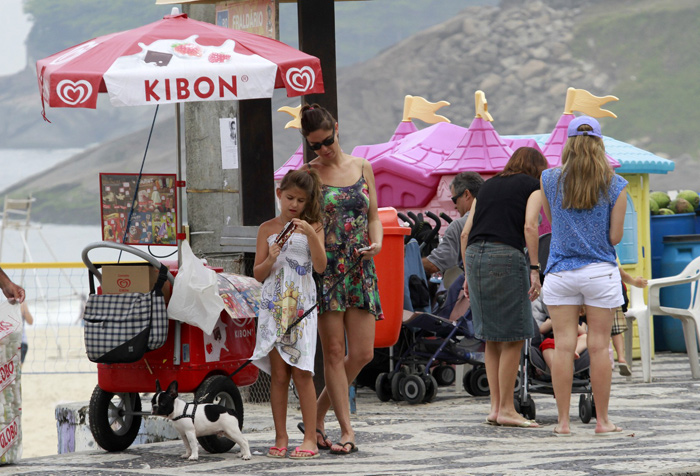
[151,380,251,461]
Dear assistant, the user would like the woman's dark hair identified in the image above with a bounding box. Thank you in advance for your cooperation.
[300,103,336,137]
[279,168,322,224]
[498,147,548,179]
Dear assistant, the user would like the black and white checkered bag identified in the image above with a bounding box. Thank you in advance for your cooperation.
[84,264,169,363]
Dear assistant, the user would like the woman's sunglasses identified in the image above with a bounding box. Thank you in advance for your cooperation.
[307,134,335,151]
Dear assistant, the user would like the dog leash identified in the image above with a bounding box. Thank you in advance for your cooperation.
[226,253,366,379]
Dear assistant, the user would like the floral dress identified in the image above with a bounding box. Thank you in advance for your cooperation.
[320,171,382,319]
[251,233,317,374]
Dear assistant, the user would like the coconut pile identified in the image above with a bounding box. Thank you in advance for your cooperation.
[649,190,700,216]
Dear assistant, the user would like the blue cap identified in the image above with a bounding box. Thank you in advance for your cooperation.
[567,115,603,138]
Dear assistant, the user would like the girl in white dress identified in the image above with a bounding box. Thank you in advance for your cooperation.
[252,169,326,459]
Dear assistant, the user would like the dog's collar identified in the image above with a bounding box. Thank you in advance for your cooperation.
[172,402,198,422]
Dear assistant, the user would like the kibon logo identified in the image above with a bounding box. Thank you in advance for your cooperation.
[117,278,132,289]
[56,80,93,106]
[285,67,315,93]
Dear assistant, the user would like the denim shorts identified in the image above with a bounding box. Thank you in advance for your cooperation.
[543,262,623,309]
[465,241,535,342]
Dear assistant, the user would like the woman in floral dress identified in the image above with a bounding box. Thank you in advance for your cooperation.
[299,104,383,455]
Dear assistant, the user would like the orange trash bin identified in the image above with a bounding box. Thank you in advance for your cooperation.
[374,207,411,348]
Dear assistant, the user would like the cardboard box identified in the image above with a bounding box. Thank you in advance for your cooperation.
[102,265,155,294]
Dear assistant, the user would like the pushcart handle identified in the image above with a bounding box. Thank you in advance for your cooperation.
[82,241,175,285]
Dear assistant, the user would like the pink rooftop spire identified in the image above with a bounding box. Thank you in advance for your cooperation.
[431,117,514,175]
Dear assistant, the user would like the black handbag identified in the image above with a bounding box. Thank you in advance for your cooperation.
[83,264,169,363]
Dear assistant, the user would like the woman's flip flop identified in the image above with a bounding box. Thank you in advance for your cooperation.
[297,422,332,450]
[330,441,358,455]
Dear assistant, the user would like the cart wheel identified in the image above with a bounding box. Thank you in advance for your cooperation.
[579,394,593,424]
[463,369,475,394]
[513,395,521,415]
[195,375,244,454]
[391,371,407,401]
[415,364,426,375]
[89,385,142,452]
[402,374,427,404]
[432,365,456,387]
[422,374,439,403]
[375,372,392,402]
[469,366,490,397]
[591,394,597,420]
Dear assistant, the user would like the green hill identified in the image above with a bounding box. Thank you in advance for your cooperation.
[573,0,700,157]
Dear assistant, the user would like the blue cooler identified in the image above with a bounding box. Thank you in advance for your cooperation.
[650,213,695,278]
[655,234,700,352]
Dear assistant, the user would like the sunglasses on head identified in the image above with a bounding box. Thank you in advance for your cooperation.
[307,134,335,151]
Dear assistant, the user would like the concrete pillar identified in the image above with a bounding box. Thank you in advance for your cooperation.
[181,4,244,273]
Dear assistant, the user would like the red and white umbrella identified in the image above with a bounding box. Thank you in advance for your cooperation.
[36,9,324,118]
[35,8,324,262]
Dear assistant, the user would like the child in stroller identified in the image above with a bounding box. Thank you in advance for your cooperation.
[514,279,596,424]
[372,239,486,405]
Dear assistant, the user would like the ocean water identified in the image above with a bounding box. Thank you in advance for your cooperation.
[0,148,146,264]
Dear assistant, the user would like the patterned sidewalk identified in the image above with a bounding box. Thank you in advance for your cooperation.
[5,353,700,476]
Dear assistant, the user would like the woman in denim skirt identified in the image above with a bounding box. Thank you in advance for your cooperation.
[460,147,547,428]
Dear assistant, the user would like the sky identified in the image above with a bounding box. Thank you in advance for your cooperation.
[0,0,32,76]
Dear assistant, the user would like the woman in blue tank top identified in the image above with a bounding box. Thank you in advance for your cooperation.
[540,115,628,437]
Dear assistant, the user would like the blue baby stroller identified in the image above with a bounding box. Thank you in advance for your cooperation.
[513,233,595,422]
[373,239,485,404]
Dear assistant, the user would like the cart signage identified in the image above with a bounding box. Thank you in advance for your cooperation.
[144,75,237,102]
[100,173,177,246]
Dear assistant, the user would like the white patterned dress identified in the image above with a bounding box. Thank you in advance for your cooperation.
[251,233,317,375]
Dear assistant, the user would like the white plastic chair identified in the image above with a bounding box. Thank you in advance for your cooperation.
[646,255,700,381]
[624,285,653,382]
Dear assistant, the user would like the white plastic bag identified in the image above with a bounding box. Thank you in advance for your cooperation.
[167,241,225,335]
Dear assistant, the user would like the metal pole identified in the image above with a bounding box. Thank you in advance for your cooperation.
[176,102,183,267]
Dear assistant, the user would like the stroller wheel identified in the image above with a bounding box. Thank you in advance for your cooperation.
[432,365,456,387]
[375,373,392,402]
[402,375,427,404]
[469,366,490,397]
[463,369,475,394]
[519,395,536,420]
[391,371,407,401]
[579,393,594,424]
[422,374,438,403]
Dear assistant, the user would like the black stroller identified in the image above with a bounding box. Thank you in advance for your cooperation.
[373,239,485,405]
[513,233,596,422]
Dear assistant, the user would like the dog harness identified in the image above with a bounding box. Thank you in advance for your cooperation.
[172,402,198,422]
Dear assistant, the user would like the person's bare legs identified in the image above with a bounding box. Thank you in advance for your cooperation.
[575,333,588,359]
[585,305,619,434]
[612,332,627,365]
[317,308,375,450]
[549,304,580,435]
[542,348,554,372]
[315,310,344,441]
[494,340,535,426]
[290,367,318,455]
[268,349,291,455]
[483,341,501,423]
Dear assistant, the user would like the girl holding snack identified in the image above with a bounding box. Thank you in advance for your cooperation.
[252,169,327,459]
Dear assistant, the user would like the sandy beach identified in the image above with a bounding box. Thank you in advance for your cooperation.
[20,327,97,459]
